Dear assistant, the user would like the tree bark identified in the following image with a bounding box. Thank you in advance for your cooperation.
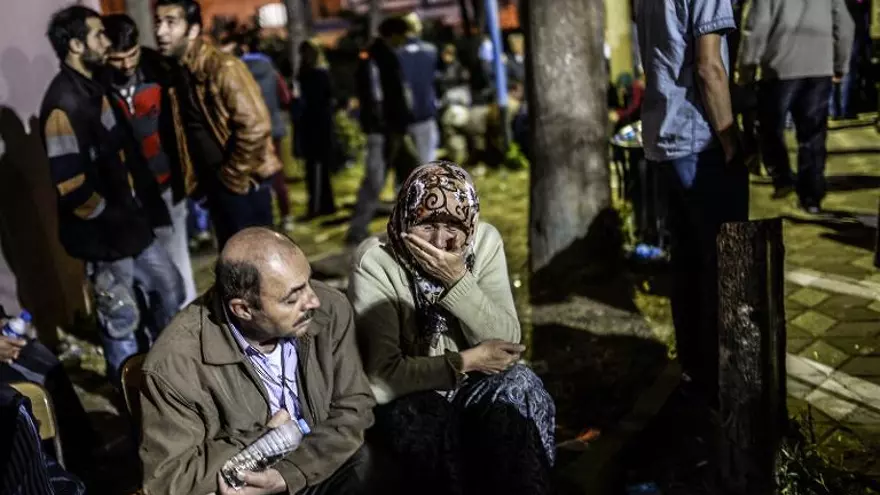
[368,0,382,39]
[875,198,880,268]
[285,0,309,75]
[125,0,156,48]
[458,0,473,36]
[716,219,787,495]
[525,0,614,299]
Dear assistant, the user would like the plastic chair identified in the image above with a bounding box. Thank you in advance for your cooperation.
[8,381,65,468]
[120,353,146,424]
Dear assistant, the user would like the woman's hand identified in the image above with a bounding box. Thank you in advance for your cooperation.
[0,336,26,365]
[460,339,525,374]
[402,233,467,288]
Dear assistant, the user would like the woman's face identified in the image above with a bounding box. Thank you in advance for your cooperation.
[407,221,466,252]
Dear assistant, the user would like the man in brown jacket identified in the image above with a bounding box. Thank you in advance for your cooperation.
[154,0,283,248]
[139,228,375,494]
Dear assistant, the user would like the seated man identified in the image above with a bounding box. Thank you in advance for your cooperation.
[139,227,375,494]
[348,161,556,495]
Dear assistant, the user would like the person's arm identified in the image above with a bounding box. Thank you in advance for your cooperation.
[215,59,272,193]
[139,369,262,495]
[274,295,375,493]
[615,81,644,121]
[276,72,292,107]
[736,0,772,78]
[692,0,739,162]
[43,109,107,220]
[438,225,521,347]
[348,251,465,404]
[833,0,856,78]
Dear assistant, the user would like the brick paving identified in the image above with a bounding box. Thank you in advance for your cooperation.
[752,121,880,474]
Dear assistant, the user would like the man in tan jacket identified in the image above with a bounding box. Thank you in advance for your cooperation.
[139,228,375,494]
[153,0,282,248]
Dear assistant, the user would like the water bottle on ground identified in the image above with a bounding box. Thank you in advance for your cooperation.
[93,270,140,339]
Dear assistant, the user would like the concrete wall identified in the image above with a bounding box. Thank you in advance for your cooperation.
[0,0,101,343]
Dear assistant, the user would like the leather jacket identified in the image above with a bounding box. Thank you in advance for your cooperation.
[168,39,282,195]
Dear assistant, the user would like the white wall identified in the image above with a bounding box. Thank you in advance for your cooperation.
[0,0,100,338]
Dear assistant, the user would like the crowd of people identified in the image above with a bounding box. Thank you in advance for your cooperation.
[1,1,555,493]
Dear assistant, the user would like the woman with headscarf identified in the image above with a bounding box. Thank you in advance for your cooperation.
[296,39,337,218]
[348,161,555,495]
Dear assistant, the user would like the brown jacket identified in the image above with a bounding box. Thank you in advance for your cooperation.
[168,38,282,195]
[139,281,374,495]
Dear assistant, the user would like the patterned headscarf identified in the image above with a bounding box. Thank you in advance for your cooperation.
[387,161,481,351]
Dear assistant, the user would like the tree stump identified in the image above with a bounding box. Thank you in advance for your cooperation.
[874,198,880,269]
[716,219,787,495]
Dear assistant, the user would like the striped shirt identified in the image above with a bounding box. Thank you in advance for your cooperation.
[0,403,54,494]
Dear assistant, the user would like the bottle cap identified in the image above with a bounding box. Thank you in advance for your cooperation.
[20,310,32,323]
[296,418,311,435]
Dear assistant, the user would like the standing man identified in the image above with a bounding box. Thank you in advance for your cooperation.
[398,13,439,163]
[738,0,854,212]
[636,0,749,404]
[40,6,184,382]
[345,17,420,246]
[139,228,375,494]
[153,0,282,249]
[102,14,197,305]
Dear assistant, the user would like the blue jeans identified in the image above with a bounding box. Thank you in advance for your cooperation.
[654,147,749,396]
[90,240,184,383]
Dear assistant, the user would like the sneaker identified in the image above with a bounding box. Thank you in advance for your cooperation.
[771,184,795,199]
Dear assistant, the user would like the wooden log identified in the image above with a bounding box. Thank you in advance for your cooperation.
[716,219,787,495]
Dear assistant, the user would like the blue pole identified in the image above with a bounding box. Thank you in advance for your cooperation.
[484,0,511,149]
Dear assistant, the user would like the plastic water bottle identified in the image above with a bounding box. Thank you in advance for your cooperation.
[2,310,32,339]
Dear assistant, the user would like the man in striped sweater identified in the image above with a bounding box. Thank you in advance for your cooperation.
[39,6,184,383]
[102,14,197,306]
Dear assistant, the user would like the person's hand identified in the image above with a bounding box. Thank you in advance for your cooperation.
[833,74,843,84]
[266,409,290,429]
[460,339,525,374]
[608,110,620,124]
[217,470,287,495]
[402,233,467,288]
[0,336,26,364]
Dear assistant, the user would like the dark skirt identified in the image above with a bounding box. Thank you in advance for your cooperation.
[371,364,556,495]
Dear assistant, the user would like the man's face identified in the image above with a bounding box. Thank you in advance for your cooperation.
[78,17,110,69]
[107,45,141,80]
[240,248,321,341]
[155,5,194,59]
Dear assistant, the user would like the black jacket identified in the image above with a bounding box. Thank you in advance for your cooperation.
[357,39,412,134]
[39,64,169,262]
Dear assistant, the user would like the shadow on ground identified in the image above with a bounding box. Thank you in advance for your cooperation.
[782,212,877,253]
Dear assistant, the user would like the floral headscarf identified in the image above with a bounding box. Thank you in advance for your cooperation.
[387,161,480,350]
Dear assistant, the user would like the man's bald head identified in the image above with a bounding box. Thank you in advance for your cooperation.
[215,228,304,310]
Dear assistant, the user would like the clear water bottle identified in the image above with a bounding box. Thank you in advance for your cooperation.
[2,310,32,339]
[93,271,140,339]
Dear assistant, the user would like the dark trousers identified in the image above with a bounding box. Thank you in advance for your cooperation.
[757,77,832,207]
[654,147,749,400]
[205,180,273,250]
[305,155,336,217]
[295,446,374,495]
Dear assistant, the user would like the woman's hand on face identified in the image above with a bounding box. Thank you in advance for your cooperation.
[402,233,467,287]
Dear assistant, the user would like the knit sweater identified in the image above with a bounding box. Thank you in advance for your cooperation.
[348,222,521,404]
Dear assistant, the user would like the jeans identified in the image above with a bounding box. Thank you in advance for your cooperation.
[348,134,387,243]
[205,180,274,250]
[156,190,197,305]
[187,198,211,238]
[408,119,439,164]
[654,147,749,398]
[758,77,832,207]
[90,240,184,383]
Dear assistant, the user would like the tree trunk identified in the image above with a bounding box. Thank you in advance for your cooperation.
[125,0,155,48]
[368,0,382,39]
[285,0,309,75]
[716,219,787,495]
[875,198,880,268]
[458,0,473,35]
[525,0,614,299]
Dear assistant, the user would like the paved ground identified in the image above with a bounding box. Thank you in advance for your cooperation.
[750,120,880,474]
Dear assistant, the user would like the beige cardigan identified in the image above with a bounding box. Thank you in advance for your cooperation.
[348,222,521,404]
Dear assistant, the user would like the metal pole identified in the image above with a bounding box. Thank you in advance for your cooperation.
[484,0,511,150]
